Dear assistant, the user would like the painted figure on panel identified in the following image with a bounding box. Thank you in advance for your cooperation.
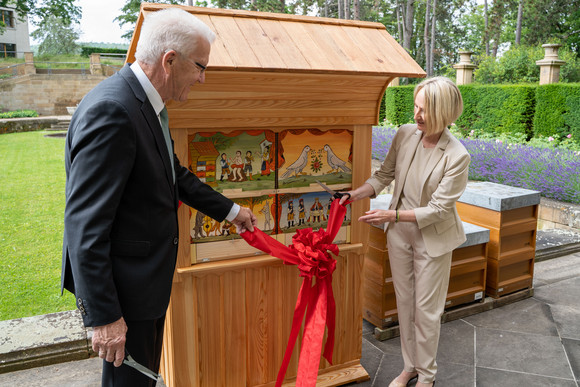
[280,145,311,179]
[309,197,324,223]
[287,200,295,227]
[244,151,254,180]
[230,150,244,182]
[259,202,272,230]
[219,153,230,182]
[323,144,351,174]
[260,143,272,176]
[298,198,305,226]
[191,210,205,240]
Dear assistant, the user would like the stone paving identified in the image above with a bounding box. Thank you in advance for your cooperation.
[0,252,578,386]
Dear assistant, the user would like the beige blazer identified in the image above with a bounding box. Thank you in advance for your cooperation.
[367,124,471,257]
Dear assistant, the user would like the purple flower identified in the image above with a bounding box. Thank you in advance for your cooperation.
[371,126,580,204]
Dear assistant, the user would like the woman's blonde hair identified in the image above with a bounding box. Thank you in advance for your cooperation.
[414,77,463,136]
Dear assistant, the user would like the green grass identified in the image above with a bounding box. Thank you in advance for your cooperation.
[0,131,75,321]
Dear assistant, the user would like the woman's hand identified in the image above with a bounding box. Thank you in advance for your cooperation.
[358,209,394,226]
[339,183,375,206]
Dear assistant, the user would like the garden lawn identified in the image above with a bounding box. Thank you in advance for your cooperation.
[0,131,75,321]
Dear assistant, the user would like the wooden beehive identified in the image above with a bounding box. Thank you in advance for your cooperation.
[457,182,540,298]
[364,196,489,330]
[127,4,425,386]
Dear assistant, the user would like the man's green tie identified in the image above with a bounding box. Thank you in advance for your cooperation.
[159,107,175,183]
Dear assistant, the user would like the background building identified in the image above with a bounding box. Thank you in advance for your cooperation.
[0,6,30,58]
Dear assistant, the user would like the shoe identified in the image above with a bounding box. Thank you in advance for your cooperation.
[388,373,418,387]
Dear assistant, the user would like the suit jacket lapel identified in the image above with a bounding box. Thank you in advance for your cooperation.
[119,65,175,191]
[420,128,451,191]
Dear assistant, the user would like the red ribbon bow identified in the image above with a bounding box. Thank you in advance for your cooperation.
[241,199,348,387]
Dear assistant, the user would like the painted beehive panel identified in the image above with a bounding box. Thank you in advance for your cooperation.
[190,194,276,244]
[190,195,276,262]
[188,130,276,193]
[278,129,353,190]
[278,191,351,245]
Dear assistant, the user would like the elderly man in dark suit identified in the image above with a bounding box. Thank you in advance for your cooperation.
[61,8,256,386]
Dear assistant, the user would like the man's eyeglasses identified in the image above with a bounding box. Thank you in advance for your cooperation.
[188,58,206,74]
[166,49,207,74]
[181,54,206,74]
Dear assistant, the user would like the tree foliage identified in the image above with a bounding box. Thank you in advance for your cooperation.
[111,0,578,83]
[0,0,81,27]
[30,15,79,55]
[1,0,81,52]
[473,45,580,84]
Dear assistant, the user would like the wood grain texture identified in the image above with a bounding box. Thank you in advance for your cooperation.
[135,4,426,77]
[457,203,537,298]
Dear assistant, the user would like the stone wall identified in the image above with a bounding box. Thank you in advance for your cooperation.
[0,73,107,116]
[0,117,61,134]
[538,197,580,231]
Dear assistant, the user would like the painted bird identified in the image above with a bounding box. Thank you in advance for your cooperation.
[281,145,311,179]
[323,144,351,174]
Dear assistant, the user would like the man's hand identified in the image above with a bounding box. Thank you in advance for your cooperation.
[232,206,257,234]
[92,317,128,367]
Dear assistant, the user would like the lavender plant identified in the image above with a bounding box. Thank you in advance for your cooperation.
[372,126,580,204]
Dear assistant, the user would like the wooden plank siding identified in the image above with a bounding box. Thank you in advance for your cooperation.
[167,71,387,129]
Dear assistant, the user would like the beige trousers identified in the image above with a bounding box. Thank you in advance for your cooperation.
[387,221,452,384]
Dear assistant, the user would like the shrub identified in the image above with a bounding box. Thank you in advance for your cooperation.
[80,46,128,57]
[456,84,536,139]
[473,46,542,84]
[384,85,414,126]
[473,45,580,84]
[533,83,580,143]
[0,110,39,118]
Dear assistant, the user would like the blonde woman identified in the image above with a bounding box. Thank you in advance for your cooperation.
[341,77,470,386]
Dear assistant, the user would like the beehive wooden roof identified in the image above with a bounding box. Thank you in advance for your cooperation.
[128,4,424,77]
[127,4,425,129]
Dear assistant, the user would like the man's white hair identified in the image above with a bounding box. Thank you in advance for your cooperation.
[135,7,216,65]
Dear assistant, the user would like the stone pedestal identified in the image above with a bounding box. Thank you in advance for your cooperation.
[536,44,565,85]
[89,53,103,76]
[24,52,35,75]
[453,50,477,85]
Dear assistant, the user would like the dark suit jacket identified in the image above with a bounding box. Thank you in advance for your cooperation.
[62,64,233,327]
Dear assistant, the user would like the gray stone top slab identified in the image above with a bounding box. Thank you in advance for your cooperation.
[369,195,490,246]
[458,222,490,248]
[0,310,87,355]
[459,181,540,211]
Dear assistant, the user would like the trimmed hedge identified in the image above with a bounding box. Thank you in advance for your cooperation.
[384,85,414,126]
[534,84,580,140]
[456,84,535,138]
[383,83,579,142]
[80,47,128,57]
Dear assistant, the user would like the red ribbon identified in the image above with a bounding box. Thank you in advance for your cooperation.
[241,199,348,387]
